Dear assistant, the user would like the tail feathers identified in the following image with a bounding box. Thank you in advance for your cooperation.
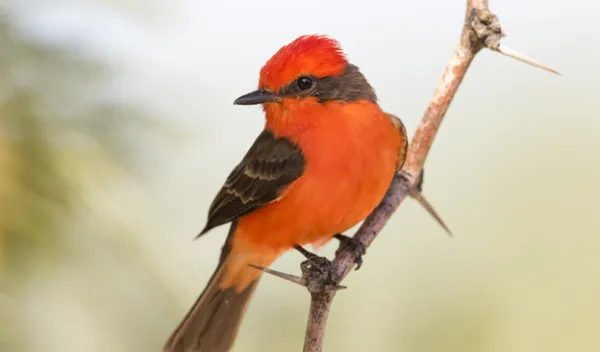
[163,264,259,352]
[164,223,274,352]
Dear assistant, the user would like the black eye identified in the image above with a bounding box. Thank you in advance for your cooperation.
[297,76,314,91]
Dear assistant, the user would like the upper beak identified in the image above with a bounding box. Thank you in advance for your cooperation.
[233,89,280,105]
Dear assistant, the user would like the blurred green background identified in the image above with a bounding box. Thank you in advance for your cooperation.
[1,0,598,351]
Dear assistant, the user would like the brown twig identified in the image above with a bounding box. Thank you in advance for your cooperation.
[296,1,559,352]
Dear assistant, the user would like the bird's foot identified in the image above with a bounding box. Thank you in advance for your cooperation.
[248,245,345,293]
[294,245,345,293]
[334,234,367,270]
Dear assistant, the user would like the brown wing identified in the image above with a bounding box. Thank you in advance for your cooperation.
[385,113,408,171]
[198,129,305,236]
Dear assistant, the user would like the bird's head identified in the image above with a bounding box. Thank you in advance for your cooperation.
[233,35,376,114]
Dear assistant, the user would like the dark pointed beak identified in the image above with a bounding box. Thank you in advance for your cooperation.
[233,89,280,105]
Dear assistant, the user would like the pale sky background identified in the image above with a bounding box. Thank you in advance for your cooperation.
[4,0,600,351]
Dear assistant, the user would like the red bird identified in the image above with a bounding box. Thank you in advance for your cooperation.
[164,34,408,352]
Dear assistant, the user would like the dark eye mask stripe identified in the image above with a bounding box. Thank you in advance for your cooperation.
[277,64,377,103]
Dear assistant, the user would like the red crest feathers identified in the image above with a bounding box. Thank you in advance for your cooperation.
[259,35,348,92]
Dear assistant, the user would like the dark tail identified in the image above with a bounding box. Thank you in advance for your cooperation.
[164,224,260,352]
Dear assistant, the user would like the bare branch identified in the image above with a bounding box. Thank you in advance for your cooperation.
[303,294,334,352]
[298,1,559,352]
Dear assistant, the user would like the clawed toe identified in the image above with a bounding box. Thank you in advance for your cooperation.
[334,234,367,270]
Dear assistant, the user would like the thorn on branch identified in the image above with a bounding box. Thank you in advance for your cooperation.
[248,264,306,287]
[411,192,453,236]
[402,170,453,236]
[469,8,560,75]
[494,45,561,75]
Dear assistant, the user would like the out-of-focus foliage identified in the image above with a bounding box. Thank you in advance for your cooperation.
[0,19,70,273]
[0,16,131,273]
[0,14,174,352]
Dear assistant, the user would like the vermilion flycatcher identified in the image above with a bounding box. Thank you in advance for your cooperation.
[164,34,408,352]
